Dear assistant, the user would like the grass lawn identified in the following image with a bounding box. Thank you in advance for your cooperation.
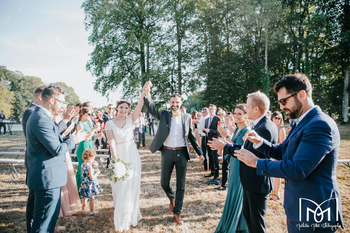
[0,126,349,232]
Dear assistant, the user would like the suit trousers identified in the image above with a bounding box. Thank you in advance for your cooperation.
[207,145,219,178]
[242,188,269,233]
[26,189,35,233]
[201,136,208,170]
[30,187,61,233]
[161,148,188,215]
[220,158,228,187]
[137,131,145,148]
[149,123,154,135]
[0,123,6,135]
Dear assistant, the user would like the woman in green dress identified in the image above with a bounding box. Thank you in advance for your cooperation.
[215,104,249,233]
[75,107,100,190]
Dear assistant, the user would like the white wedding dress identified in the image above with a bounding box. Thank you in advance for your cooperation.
[105,116,142,232]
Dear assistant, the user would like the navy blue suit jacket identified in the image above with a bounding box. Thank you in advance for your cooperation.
[256,106,343,229]
[26,106,75,190]
[224,115,278,194]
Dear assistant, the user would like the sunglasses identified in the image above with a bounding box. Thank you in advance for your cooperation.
[274,116,282,120]
[53,97,67,105]
[278,92,297,105]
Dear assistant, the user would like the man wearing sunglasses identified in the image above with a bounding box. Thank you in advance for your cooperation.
[235,74,344,232]
[103,103,114,124]
[26,85,88,233]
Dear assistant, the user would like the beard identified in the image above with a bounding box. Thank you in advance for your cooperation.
[171,105,180,111]
[283,97,303,119]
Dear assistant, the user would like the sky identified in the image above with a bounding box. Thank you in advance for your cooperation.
[0,0,121,108]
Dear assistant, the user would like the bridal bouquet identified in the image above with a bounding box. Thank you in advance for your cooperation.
[107,156,131,182]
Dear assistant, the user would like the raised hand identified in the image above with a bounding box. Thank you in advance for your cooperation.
[71,129,88,144]
[234,148,258,168]
[243,130,262,144]
[62,106,75,121]
[207,138,227,150]
[142,81,152,97]
[217,125,227,138]
[93,122,101,131]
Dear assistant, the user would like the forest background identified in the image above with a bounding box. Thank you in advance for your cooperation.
[1,0,349,123]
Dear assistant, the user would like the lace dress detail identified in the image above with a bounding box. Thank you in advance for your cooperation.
[105,116,142,232]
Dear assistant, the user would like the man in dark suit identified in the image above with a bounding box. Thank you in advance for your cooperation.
[0,110,7,135]
[26,85,87,233]
[209,91,278,233]
[21,85,45,233]
[147,113,154,135]
[103,104,114,124]
[143,82,204,225]
[202,104,221,185]
[235,74,344,232]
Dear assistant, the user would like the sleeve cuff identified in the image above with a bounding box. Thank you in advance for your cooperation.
[253,139,263,149]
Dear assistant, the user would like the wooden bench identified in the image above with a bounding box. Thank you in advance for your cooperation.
[0,151,25,159]
[10,146,26,151]
[338,159,350,168]
[70,154,110,172]
[0,158,25,179]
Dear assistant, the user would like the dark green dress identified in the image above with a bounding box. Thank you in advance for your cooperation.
[75,121,93,190]
[215,126,250,233]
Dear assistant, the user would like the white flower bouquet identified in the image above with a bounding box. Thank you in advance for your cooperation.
[107,156,131,182]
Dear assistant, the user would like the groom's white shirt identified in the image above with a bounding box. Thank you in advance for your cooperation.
[164,114,186,148]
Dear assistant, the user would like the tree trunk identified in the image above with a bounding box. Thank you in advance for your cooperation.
[177,26,182,95]
[146,41,150,75]
[140,43,146,85]
[342,64,349,123]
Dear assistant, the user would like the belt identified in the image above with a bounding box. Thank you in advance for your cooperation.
[163,146,187,151]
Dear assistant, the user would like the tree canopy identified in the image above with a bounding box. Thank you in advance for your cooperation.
[80,0,347,122]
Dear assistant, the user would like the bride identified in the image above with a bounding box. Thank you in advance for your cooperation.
[105,88,146,232]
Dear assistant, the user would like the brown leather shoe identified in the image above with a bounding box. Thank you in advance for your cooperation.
[174,214,183,225]
[169,199,175,212]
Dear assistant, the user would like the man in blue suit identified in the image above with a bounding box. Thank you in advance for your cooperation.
[234,74,344,232]
[22,85,45,233]
[26,85,87,233]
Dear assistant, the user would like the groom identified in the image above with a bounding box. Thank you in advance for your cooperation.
[143,82,204,225]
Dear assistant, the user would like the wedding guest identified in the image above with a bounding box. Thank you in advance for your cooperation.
[215,112,235,191]
[0,110,7,135]
[79,148,103,215]
[208,91,278,233]
[181,106,187,113]
[95,110,106,149]
[21,85,45,233]
[270,111,286,201]
[203,104,221,185]
[198,108,209,171]
[103,104,114,124]
[235,74,344,232]
[26,85,87,233]
[75,107,100,190]
[195,112,202,148]
[214,104,249,232]
[135,112,146,149]
[148,114,155,135]
[191,110,199,157]
[58,114,81,218]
